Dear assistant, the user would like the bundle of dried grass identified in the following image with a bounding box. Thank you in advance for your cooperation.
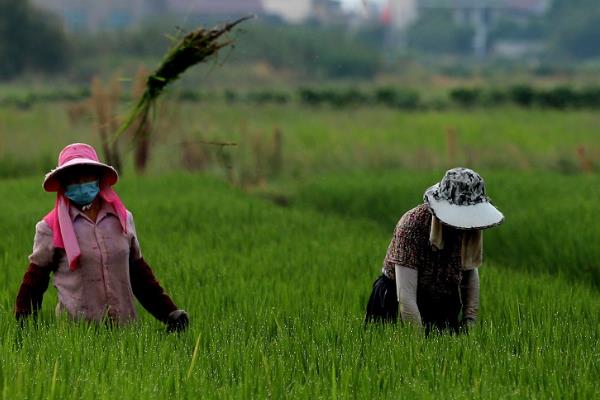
[91,75,122,172]
[115,16,252,145]
[131,66,151,173]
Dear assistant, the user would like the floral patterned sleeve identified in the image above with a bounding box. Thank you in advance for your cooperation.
[382,207,428,280]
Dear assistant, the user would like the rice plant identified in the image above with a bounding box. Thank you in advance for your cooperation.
[114,16,253,150]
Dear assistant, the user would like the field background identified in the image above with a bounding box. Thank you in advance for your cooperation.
[3,0,600,396]
[2,100,600,177]
[0,97,599,398]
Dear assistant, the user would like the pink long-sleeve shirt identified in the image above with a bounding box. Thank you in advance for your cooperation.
[29,201,142,324]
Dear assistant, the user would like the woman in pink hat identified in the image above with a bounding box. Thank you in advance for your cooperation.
[15,143,189,332]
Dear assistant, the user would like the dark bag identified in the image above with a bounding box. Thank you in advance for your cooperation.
[364,275,398,324]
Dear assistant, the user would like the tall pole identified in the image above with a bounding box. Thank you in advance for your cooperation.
[472,6,490,59]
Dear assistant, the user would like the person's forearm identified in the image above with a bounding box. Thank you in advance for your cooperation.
[15,263,52,320]
[129,257,178,323]
[461,269,480,322]
[395,265,422,326]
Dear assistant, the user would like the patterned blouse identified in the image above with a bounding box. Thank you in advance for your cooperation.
[382,204,464,301]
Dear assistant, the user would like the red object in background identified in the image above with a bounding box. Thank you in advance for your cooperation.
[381,2,392,25]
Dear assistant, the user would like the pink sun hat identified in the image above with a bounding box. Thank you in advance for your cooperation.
[43,143,119,192]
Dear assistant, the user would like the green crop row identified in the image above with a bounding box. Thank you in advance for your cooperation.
[449,85,600,109]
[1,102,599,182]
[5,85,600,110]
[293,171,600,288]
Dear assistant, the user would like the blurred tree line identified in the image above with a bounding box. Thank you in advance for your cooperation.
[70,18,385,80]
[0,5,385,82]
[406,10,474,56]
[406,0,600,59]
[548,0,600,59]
[0,0,69,79]
[2,0,600,81]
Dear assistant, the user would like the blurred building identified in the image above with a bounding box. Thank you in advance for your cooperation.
[379,0,549,57]
[263,0,345,24]
[382,0,418,30]
[32,0,147,31]
[261,0,312,23]
[33,0,351,30]
[381,0,549,29]
[33,0,265,31]
[164,0,264,17]
[503,0,549,15]
[311,0,345,23]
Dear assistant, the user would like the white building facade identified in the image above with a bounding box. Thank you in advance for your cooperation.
[261,0,313,23]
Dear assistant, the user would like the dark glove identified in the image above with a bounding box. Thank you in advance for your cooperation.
[167,310,189,333]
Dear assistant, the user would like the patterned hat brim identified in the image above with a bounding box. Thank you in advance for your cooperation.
[424,184,504,230]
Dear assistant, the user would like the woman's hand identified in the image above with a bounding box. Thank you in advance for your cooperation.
[167,310,189,333]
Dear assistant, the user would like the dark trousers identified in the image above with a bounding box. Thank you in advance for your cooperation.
[365,275,462,334]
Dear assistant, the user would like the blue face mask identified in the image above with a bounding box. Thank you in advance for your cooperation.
[65,181,100,206]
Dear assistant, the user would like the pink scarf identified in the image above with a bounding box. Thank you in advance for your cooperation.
[43,184,128,271]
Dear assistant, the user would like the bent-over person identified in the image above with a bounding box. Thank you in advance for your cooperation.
[365,168,504,334]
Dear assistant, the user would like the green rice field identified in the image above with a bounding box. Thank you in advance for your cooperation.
[1,102,599,178]
[0,102,599,399]
[0,171,598,399]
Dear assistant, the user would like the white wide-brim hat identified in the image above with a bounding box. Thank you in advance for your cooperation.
[43,143,119,192]
[423,168,504,230]
[425,184,504,230]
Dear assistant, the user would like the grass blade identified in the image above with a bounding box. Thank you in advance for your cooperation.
[186,334,201,380]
